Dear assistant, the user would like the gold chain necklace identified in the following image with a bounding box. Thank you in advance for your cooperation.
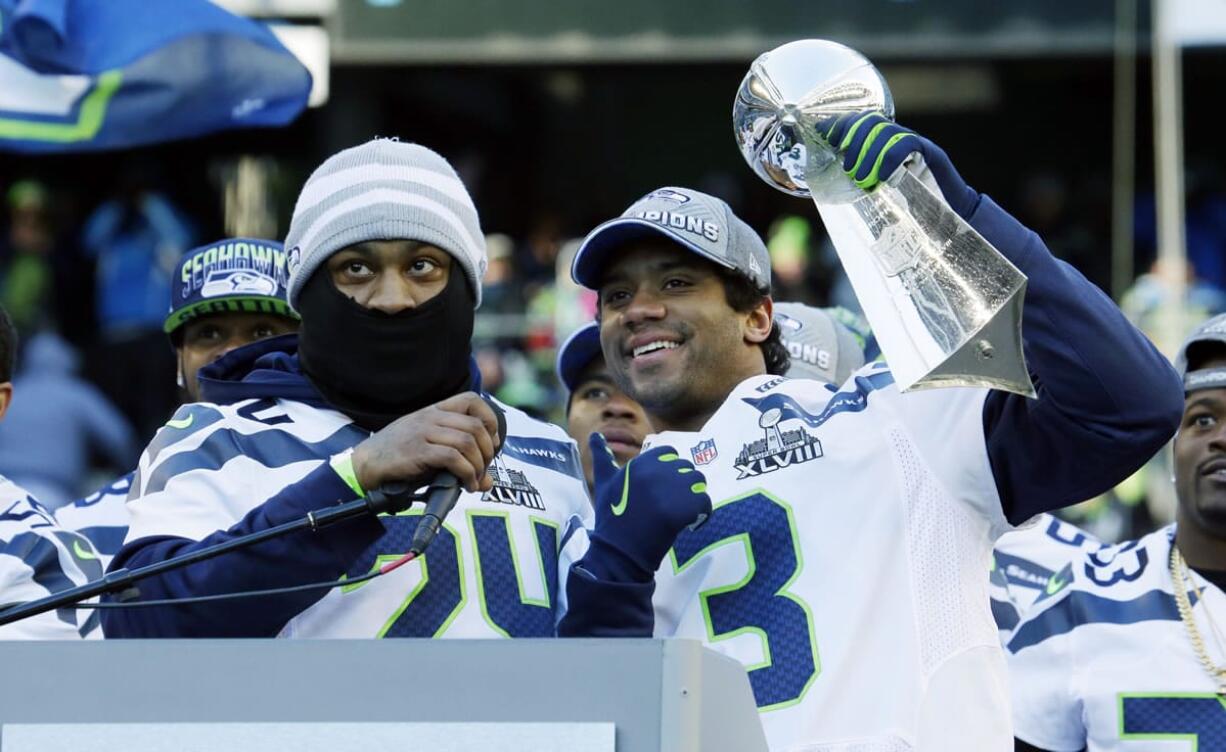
[1170,544,1226,695]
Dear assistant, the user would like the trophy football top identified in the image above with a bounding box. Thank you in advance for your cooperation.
[733,39,894,197]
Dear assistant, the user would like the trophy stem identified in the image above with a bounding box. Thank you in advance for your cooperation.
[808,162,1036,397]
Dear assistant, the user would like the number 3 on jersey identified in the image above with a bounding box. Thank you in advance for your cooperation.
[670,490,820,711]
[1121,693,1226,749]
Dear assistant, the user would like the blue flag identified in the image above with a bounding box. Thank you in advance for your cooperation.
[0,0,311,153]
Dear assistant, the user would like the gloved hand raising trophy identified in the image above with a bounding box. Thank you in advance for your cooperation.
[734,39,1034,396]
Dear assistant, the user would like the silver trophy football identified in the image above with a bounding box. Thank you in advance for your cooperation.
[734,39,1034,396]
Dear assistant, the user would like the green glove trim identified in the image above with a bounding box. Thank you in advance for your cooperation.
[837,112,879,151]
[612,467,631,516]
[854,131,919,190]
[847,121,892,182]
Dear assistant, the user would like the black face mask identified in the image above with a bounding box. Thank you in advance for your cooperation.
[297,269,474,431]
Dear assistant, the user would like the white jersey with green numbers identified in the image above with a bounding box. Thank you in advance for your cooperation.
[124,397,591,638]
[645,367,1012,752]
[1007,525,1226,752]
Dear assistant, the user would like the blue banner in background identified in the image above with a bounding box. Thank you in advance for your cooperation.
[0,0,311,153]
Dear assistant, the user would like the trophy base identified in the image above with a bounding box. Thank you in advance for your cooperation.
[900,284,1036,398]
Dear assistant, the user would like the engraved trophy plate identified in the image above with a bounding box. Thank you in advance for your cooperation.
[734,39,1034,396]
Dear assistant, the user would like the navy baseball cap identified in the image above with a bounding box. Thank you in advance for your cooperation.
[571,186,771,292]
[165,238,298,336]
[556,323,603,393]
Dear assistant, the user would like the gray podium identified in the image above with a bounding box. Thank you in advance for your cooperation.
[0,638,767,752]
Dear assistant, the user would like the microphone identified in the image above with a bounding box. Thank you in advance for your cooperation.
[408,397,507,556]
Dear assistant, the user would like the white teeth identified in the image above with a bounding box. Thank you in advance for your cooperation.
[633,340,680,358]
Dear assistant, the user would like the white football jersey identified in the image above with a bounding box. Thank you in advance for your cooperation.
[124,397,591,638]
[990,513,1103,640]
[55,472,134,569]
[1007,525,1226,752]
[1,475,104,639]
[647,367,1011,752]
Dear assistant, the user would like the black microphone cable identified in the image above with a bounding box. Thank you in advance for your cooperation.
[0,398,509,621]
[60,553,417,610]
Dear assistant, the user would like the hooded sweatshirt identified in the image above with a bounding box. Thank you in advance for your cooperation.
[101,335,596,639]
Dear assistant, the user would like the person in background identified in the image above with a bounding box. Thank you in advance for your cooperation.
[556,322,652,491]
[0,332,138,509]
[0,180,95,347]
[0,305,104,640]
[480,233,523,317]
[0,181,56,335]
[771,302,866,384]
[1008,312,1226,751]
[81,168,196,442]
[54,238,299,567]
[765,216,821,306]
[988,513,1103,643]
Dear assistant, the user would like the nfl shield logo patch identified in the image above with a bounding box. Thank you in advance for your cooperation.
[691,439,718,465]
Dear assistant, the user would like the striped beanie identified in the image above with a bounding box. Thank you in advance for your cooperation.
[283,139,488,309]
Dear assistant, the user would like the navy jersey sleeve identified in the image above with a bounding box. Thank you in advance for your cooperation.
[101,464,384,638]
[558,564,656,637]
[556,529,656,637]
[971,196,1183,525]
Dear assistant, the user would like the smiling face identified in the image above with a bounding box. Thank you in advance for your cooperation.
[325,240,453,313]
[566,358,652,487]
[1175,354,1226,538]
[595,238,772,431]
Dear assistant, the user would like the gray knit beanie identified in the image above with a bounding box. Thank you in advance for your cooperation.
[283,139,488,309]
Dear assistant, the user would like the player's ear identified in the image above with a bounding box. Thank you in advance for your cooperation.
[743,297,772,345]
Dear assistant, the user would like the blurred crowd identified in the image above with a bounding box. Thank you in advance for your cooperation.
[4,166,1226,543]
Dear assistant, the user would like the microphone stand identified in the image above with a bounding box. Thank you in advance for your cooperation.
[0,484,421,628]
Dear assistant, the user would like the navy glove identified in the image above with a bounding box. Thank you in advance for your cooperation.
[584,432,711,581]
[824,111,980,219]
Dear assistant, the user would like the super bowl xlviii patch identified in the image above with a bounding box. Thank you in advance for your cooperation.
[734,403,823,479]
[482,459,545,510]
[691,438,718,466]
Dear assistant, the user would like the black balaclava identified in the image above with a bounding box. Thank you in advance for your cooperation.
[296,267,474,431]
